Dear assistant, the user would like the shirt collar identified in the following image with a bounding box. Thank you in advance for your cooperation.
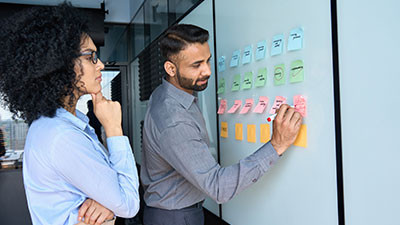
[56,108,89,131]
[162,78,195,109]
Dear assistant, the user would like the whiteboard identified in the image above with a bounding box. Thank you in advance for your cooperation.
[214,0,338,224]
[338,0,400,224]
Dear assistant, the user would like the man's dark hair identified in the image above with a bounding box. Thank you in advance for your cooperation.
[159,24,209,61]
[0,3,89,124]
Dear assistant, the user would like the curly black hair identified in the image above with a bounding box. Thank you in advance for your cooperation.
[0,3,89,124]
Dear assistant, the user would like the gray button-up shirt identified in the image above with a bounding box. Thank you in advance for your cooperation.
[141,79,279,210]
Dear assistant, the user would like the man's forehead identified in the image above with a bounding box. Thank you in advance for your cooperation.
[176,43,210,62]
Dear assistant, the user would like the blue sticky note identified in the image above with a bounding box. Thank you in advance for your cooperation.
[230,50,241,67]
[255,40,267,61]
[288,27,304,51]
[271,34,284,56]
[242,45,252,65]
[218,56,226,72]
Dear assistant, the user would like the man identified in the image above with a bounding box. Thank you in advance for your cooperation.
[141,24,302,225]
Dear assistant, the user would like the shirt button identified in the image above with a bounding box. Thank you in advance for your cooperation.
[252,179,257,183]
[269,161,273,166]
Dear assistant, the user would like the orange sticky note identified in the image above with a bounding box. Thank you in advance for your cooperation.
[260,124,271,143]
[235,123,243,140]
[247,124,256,143]
[221,122,228,138]
[294,124,307,147]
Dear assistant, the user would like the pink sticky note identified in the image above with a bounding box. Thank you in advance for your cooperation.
[253,96,269,113]
[239,98,254,114]
[269,96,287,114]
[294,95,307,117]
[227,100,242,114]
[217,99,227,114]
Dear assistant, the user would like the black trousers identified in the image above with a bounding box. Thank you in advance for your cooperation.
[143,205,204,225]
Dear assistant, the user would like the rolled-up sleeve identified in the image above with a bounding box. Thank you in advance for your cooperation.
[157,122,279,204]
[51,131,140,218]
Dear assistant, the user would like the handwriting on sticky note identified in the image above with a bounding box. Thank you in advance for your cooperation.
[242,72,253,90]
[218,56,226,72]
[274,64,286,86]
[253,96,269,113]
[269,96,287,114]
[271,34,284,56]
[289,60,304,83]
[242,45,252,65]
[255,68,267,87]
[217,78,225,94]
[217,99,227,114]
[227,100,242,114]
[256,40,267,61]
[231,74,241,91]
[293,124,307,147]
[220,122,228,138]
[230,50,241,67]
[239,98,254,114]
[235,123,243,140]
[247,124,256,143]
[288,27,304,51]
[260,124,271,143]
[294,95,307,117]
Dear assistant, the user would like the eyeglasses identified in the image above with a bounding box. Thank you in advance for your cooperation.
[80,51,98,64]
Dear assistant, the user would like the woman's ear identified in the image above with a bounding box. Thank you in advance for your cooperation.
[164,61,177,77]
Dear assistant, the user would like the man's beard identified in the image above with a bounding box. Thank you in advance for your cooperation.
[176,70,209,92]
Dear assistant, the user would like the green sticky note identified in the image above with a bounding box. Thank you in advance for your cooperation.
[217,78,225,94]
[231,74,241,91]
[274,64,286,86]
[242,72,253,90]
[255,68,267,87]
[290,60,304,83]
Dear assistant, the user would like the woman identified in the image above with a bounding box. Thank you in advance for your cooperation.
[0,4,139,225]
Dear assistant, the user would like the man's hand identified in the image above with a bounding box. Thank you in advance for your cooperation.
[270,104,303,155]
[91,92,123,137]
[78,199,114,225]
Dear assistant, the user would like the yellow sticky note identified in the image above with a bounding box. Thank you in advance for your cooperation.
[294,124,307,147]
[247,124,256,143]
[221,122,228,138]
[235,123,243,140]
[260,124,271,143]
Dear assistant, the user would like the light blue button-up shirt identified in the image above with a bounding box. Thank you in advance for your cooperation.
[23,108,139,225]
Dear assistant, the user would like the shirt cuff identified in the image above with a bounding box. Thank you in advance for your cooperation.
[106,136,131,153]
[255,142,280,173]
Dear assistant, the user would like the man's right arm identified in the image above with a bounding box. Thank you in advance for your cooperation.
[157,105,302,204]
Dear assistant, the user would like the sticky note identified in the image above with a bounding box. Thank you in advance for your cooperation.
[242,72,253,90]
[274,64,286,86]
[294,95,307,117]
[288,27,304,51]
[253,96,269,113]
[242,45,252,65]
[231,74,241,91]
[255,40,267,61]
[217,78,225,94]
[247,124,256,143]
[269,96,287,114]
[217,99,227,114]
[230,49,241,67]
[239,98,254,114]
[271,34,284,56]
[289,60,304,83]
[293,124,307,147]
[227,100,242,114]
[255,67,267,87]
[260,124,271,143]
[235,123,243,141]
[221,122,228,138]
[217,56,226,72]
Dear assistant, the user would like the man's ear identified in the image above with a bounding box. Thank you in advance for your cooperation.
[164,61,177,77]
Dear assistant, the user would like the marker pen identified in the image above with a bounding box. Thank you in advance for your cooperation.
[266,105,295,122]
